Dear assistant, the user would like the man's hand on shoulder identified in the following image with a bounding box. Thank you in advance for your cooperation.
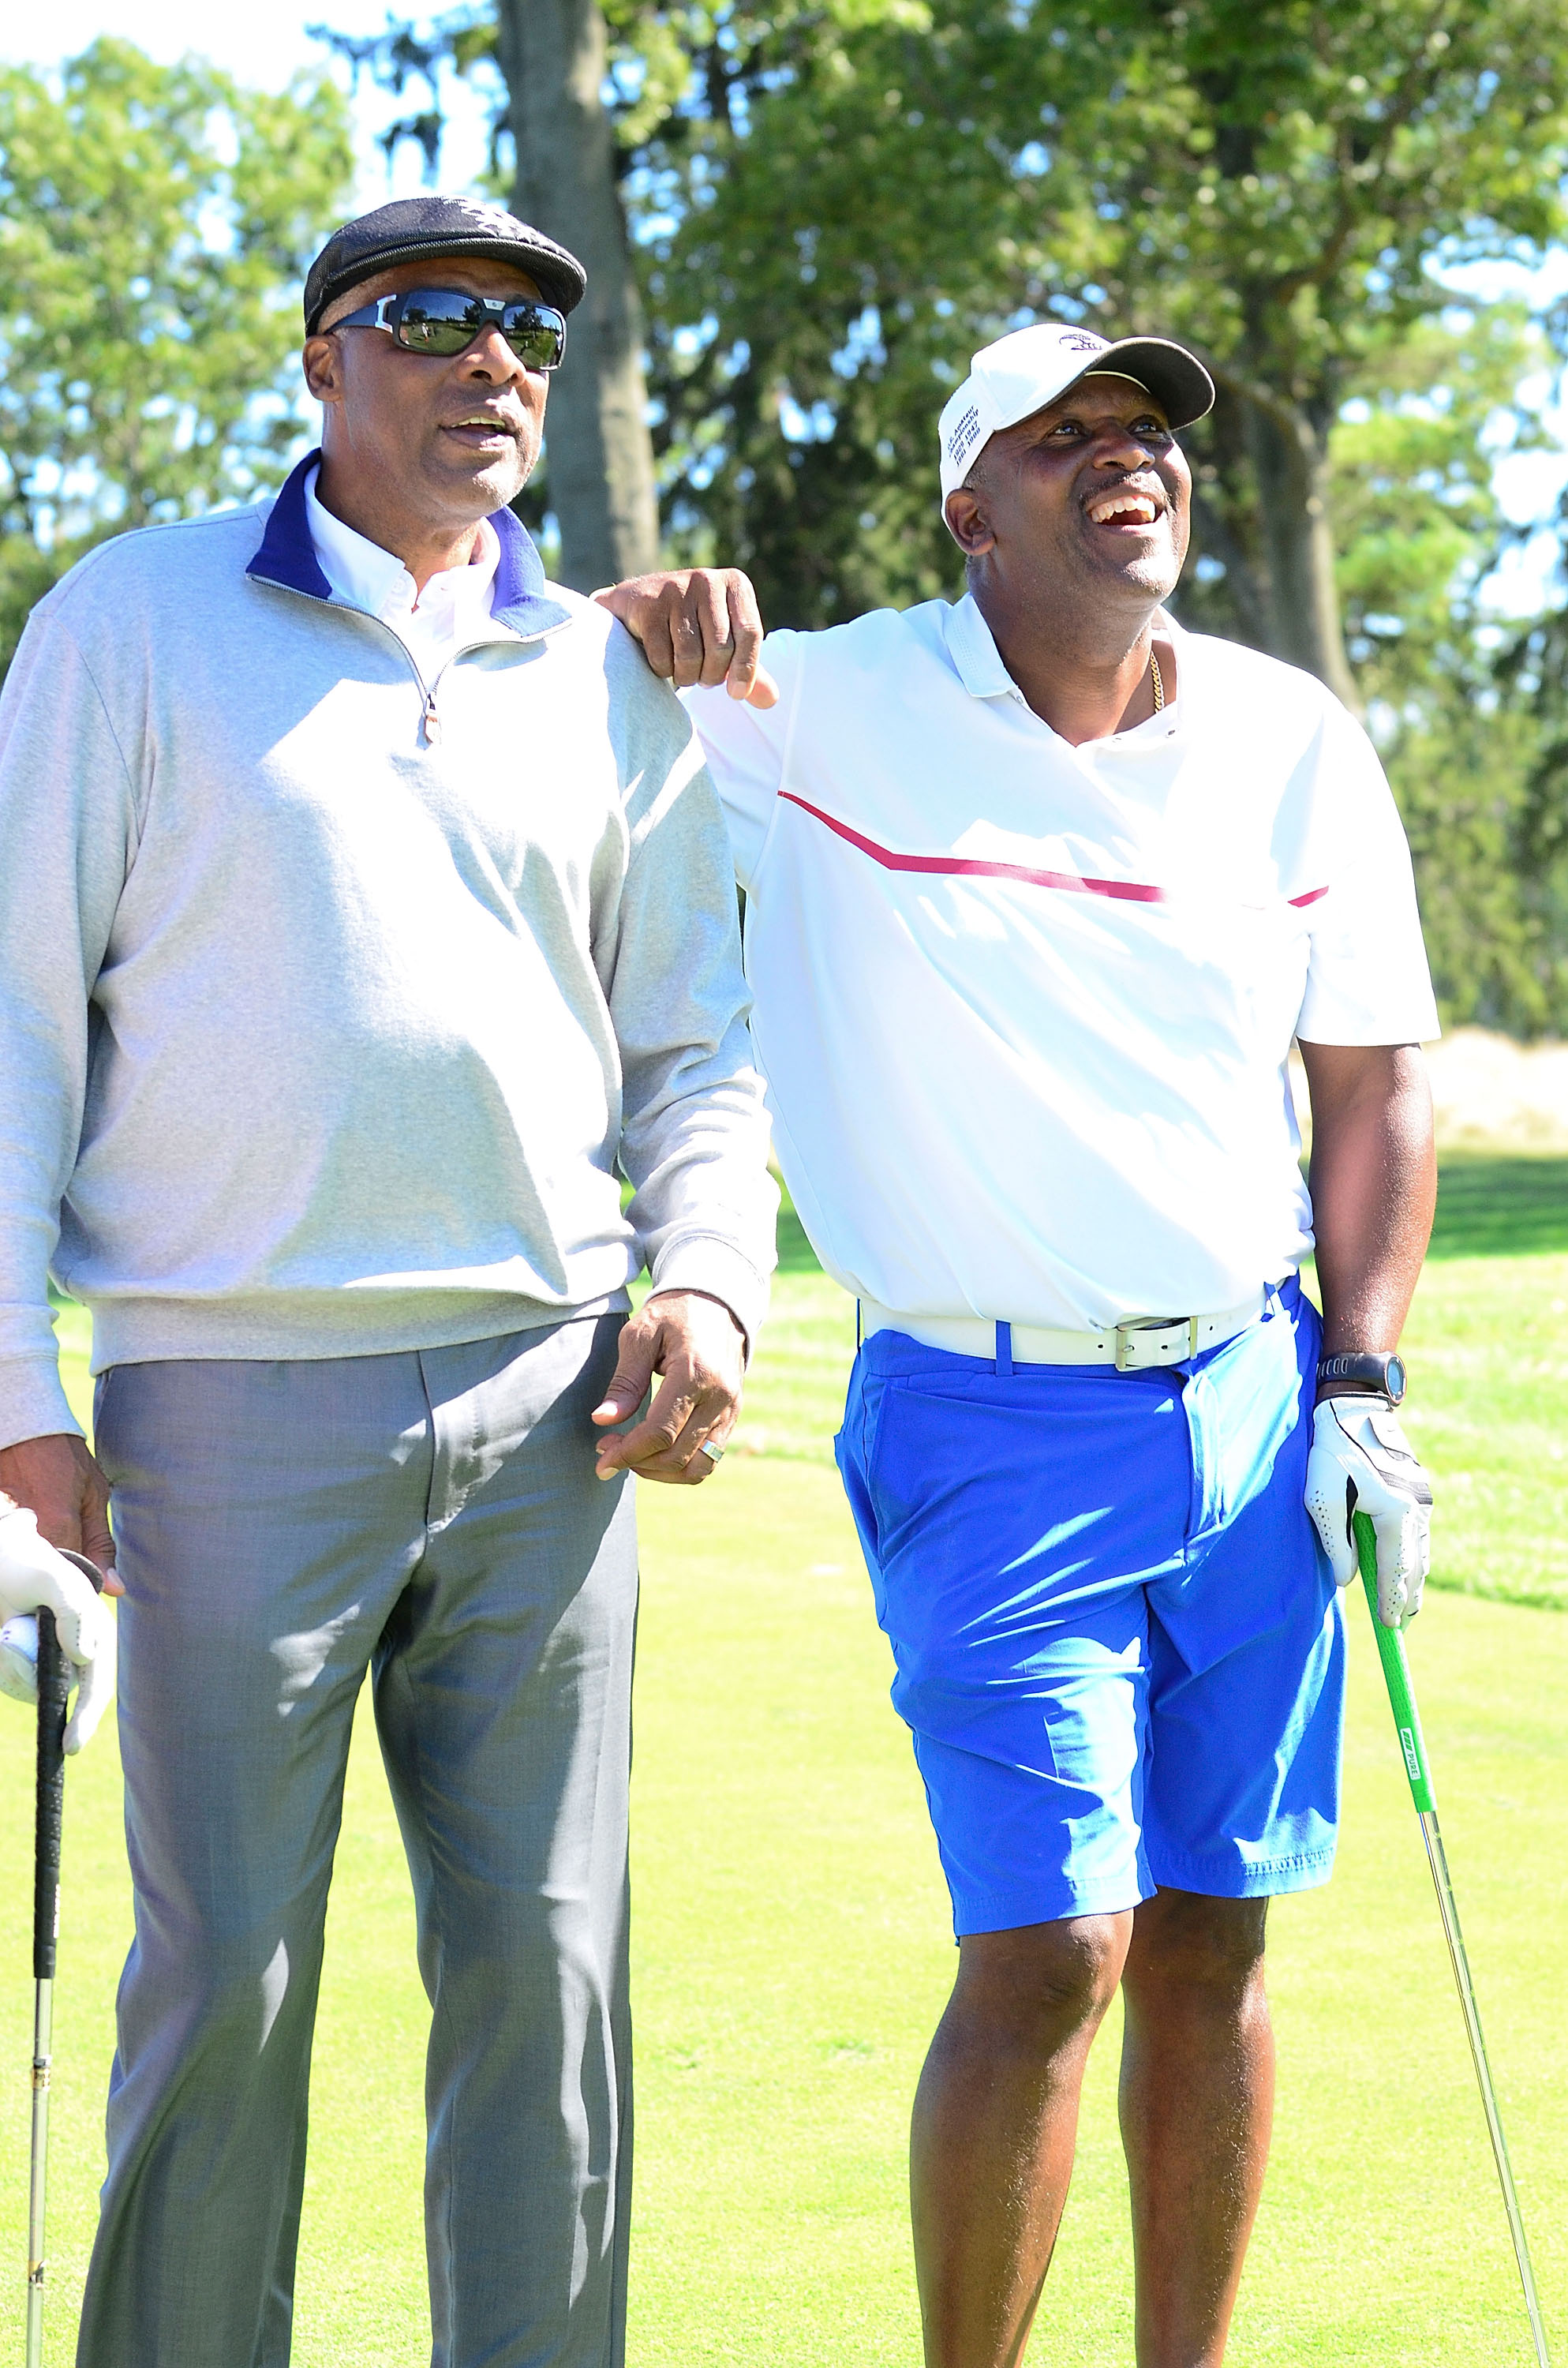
[593,570,778,708]
[591,1290,747,1486]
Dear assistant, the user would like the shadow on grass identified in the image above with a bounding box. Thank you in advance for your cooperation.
[1427,1155,1568,1261]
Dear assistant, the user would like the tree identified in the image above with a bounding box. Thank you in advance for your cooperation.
[0,40,353,676]
[313,2,925,585]
[496,0,661,586]
[320,0,664,587]
[646,0,1568,710]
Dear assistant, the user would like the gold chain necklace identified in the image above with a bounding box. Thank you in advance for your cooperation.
[1150,647,1164,714]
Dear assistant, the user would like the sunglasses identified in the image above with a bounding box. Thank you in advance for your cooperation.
[330,287,567,371]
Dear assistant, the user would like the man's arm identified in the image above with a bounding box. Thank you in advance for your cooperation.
[0,596,136,1578]
[1299,1040,1436,1626]
[584,577,789,1482]
[588,631,778,1487]
[1298,1040,1435,1362]
[597,573,803,898]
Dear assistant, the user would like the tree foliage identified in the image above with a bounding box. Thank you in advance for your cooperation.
[0,40,353,673]
[633,6,1566,646]
[1325,307,1568,1029]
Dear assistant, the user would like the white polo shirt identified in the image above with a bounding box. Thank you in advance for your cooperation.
[684,594,1439,1330]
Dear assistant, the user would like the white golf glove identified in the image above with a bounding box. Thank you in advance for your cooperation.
[0,1503,116,1752]
[1305,1395,1432,1630]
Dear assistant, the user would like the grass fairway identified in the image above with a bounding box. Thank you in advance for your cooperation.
[2,1156,1563,2363]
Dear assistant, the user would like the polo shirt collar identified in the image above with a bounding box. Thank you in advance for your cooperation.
[247,448,573,640]
[941,590,1188,720]
[942,592,1020,701]
[248,451,332,601]
[304,464,450,620]
[489,503,573,639]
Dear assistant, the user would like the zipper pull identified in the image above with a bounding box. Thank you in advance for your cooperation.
[422,693,440,746]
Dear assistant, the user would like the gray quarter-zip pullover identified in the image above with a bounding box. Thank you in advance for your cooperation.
[0,455,776,1447]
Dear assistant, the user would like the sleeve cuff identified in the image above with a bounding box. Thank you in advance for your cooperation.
[0,1358,85,1456]
[1296,1003,1442,1046]
[647,1234,772,1353]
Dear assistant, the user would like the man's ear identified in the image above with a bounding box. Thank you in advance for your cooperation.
[944,484,994,558]
[301,333,344,408]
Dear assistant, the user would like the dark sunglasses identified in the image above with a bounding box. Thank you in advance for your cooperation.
[330,287,567,371]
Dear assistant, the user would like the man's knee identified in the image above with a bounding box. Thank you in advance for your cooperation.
[949,1912,1131,2051]
[1125,1887,1269,2005]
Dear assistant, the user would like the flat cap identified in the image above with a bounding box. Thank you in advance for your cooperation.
[305,196,587,333]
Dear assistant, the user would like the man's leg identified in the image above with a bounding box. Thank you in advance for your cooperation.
[1127,1283,1340,2367]
[1118,1890,1274,2368]
[911,1913,1132,2368]
[77,1352,432,2368]
[371,1316,638,2368]
[836,1332,1196,2368]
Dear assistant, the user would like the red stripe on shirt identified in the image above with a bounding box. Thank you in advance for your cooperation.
[777,791,1167,904]
[777,792,1331,913]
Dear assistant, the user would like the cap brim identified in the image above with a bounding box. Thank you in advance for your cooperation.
[1064,337,1215,430]
[309,235,586,331]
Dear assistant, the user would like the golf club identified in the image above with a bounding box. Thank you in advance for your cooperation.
[1355,1510,1551,2366]
[26,1600,72,2368]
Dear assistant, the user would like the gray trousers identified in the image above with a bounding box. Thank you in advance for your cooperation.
[77,1316,638,2368]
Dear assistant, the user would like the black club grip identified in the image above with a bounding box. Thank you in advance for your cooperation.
[33,1608,71,1982]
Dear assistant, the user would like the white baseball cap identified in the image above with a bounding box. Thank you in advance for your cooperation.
[937,322,1215,511]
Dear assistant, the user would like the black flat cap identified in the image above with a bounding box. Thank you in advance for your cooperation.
[305,196,587,333]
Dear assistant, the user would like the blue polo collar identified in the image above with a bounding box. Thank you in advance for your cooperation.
[246,448,573,639]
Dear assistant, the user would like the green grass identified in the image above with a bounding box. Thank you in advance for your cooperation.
[9,1158,1566,2362]
[1397,1157,1568,1613]
[1427,1154,1568,1261]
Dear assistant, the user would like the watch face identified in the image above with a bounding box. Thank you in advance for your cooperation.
[1386,1355,1407,1403]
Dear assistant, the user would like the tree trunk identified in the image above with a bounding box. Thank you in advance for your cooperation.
[495,0,661,590]
[1242,398,1361,713]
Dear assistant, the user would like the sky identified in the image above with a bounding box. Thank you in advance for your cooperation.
[12,4,497,205]
[9,6,1568,612]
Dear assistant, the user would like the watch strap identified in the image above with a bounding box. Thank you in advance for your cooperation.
[1315,1351,1405,1402]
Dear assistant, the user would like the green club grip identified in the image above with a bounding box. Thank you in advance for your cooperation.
[1354,1509,1436,1814]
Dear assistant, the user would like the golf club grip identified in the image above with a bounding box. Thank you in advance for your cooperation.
[33,1609,69,1982]
[1353,1511,1436,1814]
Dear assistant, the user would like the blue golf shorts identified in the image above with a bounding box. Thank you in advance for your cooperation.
[835,1276,1344,1936]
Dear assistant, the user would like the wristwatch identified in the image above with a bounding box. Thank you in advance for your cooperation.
[1315,1351,1407,1404]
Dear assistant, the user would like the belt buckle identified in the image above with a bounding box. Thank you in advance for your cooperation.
[1113,1315,1199,1371]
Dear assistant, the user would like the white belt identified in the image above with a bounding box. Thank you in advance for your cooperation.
[858,1291,1274,1372]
